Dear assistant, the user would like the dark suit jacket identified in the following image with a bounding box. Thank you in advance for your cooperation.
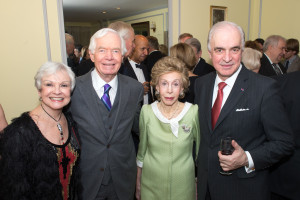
[119,58,153,104]
[77,58,94,76]
[143,50,165,76]
[194,65,294,200]
[270,71,300,200]
[259,53,286,76]
[70,71,144,200]
[193,58,215,77]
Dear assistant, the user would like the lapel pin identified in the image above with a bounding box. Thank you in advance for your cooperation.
[241,88,244,92]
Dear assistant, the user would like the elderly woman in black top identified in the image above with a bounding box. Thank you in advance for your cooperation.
[0,62,81,200]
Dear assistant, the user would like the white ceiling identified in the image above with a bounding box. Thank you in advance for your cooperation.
[63,0,168,22]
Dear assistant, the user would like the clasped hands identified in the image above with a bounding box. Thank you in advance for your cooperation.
[218,140,249,171]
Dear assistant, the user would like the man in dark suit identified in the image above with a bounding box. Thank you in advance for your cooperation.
[270,71,300,200]
[143,36,165,77]
[69,28,144,200]
[65,33,78,76]
[185,37,215,77]
[120,35,152,104]
[77,58,94,76]
[259,35,287,76]
[194,21,294,200]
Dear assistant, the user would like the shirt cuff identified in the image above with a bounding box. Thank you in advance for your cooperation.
[136,159,143,168]
[244,151,255,173]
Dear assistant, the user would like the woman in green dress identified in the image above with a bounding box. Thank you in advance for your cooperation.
[136,56,200,200]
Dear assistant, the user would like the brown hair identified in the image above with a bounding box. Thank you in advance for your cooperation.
[170,43,197,71]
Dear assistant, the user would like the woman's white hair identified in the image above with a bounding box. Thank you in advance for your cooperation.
[34,61,75,91]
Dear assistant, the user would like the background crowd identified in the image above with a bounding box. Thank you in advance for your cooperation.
[0,19,299,200]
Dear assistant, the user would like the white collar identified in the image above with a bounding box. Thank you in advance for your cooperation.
[215,64,242,88]
[151,101,192,137]
[91,69,118,92]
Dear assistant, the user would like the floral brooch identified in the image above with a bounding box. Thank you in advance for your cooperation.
[181,124,191,133]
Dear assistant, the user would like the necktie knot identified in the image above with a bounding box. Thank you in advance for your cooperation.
[104,84,111,93]
[218,82,227,90]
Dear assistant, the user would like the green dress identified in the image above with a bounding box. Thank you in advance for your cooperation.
[137,101,200,200]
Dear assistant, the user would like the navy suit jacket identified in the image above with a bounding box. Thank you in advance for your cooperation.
[270,71,300,200]
[259,53,286,76]
[193,58,215,77]
[143,50,165,76]
[194,65,294,200]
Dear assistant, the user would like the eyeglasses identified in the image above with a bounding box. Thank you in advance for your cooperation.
[285,49,291,52]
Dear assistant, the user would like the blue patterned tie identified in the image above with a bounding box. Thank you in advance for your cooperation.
[101,84,112,111]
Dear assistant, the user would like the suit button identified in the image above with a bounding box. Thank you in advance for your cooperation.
[109,126,112,130]
[108,113,111,118]
[107,144,110,148]
[100,168,104,171]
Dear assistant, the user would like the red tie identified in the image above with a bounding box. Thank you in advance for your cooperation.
[211,82,227,130]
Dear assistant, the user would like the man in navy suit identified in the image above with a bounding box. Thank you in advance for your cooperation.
[185,37,215,77]
[259,35,287,76]
[194,21,294,200]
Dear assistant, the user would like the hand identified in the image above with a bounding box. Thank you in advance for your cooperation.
[142,82,150,95]
[218,140,249,171]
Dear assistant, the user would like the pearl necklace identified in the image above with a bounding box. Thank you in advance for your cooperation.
[159,101,180,120]
[41,104,64,144]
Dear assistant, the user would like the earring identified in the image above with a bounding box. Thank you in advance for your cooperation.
[155,90,159,95]
[179,91,184,98]
[39,97,42,101]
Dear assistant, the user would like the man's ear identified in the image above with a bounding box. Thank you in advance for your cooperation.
[208,50,212,59]
[90,52,95,62]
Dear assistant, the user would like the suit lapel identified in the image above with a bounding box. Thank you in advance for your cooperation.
[204,73,216,133]
[214,66,249,130]
[124,59,138,80]
[77,72,107,136]
[107,75,131,142]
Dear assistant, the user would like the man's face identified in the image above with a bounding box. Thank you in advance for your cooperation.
[209,26,242,81]
[268,39,286,63]
[90,32,123,82]
[124,30,135,58]
[66,38,75,56]
[191,46,202,60]
[284,49,294,60]
[130,36,149,63]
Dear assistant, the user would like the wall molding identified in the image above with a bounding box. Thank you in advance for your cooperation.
[57,0,67,64]
[42,0,51,61]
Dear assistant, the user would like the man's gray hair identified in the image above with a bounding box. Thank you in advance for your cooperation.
[89,28,127,56]
[185,38,202,53]
[207,21,245,52]
[263,35,286,53]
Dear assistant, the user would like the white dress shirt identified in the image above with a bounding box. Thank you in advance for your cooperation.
[212,64,254,173]
[91,69,118,106]
[129,59,149,104]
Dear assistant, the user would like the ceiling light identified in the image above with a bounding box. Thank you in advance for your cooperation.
[116,7,121,10]
[101,11,107,14]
